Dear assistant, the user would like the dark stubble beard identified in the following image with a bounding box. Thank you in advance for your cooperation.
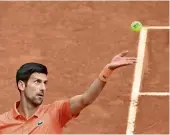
[25,94,43,107]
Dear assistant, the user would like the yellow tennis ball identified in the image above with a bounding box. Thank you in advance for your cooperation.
[131,21,143,32]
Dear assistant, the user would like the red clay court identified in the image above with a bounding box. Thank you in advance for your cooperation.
[0,2,169,134]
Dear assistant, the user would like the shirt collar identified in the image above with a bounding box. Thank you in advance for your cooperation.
[12,101,41,119]
[12,101,20,118]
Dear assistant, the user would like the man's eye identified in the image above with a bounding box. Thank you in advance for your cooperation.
[35,80,41,83]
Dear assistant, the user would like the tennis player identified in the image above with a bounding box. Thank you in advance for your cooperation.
[0,50,136,134]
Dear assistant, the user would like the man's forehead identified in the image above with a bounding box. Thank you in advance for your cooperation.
[30,73,48,80]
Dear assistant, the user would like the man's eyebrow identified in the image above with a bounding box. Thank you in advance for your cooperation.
[32,78,48,82]
[32,77,40,80]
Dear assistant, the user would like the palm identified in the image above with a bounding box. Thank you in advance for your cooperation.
[108,50,137,70]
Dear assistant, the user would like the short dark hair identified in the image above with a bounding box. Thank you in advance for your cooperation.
[16,62,48,90]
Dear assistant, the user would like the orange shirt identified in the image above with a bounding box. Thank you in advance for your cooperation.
[0,99,77,134]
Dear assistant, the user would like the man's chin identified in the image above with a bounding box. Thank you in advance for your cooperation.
[33,99,43,106]
[33,102,43,107]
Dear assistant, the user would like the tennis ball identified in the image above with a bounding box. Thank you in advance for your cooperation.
[131,21,143,32]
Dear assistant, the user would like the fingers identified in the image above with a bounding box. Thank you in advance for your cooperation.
[117,50,129,57]
[120,57,136,62]
[128,60,137,64]
[128,59,137,63]
[122,61,136,66]
[124,59,137,64]
[126,57,136,59]
[127,58,136,61]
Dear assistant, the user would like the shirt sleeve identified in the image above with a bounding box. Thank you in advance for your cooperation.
[53,99,79,127]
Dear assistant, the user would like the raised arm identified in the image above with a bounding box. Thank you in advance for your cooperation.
[70,50,137,116]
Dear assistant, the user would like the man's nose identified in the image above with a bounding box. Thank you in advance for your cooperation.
[40,83,46,91]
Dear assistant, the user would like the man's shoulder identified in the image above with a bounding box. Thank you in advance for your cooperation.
[52,99,70,107]
[41,99,70,111]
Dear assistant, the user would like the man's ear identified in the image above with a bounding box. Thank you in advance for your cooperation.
[18,80,26,91]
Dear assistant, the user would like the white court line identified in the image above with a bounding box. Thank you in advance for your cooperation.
[144,26,170,29]
[126,28,148,135]
[139,92,170,96]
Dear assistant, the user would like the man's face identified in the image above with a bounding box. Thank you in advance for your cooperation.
[24,72,48,106]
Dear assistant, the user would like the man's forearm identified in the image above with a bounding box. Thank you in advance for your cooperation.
[70,51,136,115]
[82,64,113,105]
[82,78,106,105]
[70,65,112,115]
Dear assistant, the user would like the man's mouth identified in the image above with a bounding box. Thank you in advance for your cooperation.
[37,93,44,97]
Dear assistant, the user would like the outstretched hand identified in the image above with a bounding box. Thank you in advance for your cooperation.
[107,50,137,70]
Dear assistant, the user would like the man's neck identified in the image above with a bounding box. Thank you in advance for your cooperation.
[17,100,39,119]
